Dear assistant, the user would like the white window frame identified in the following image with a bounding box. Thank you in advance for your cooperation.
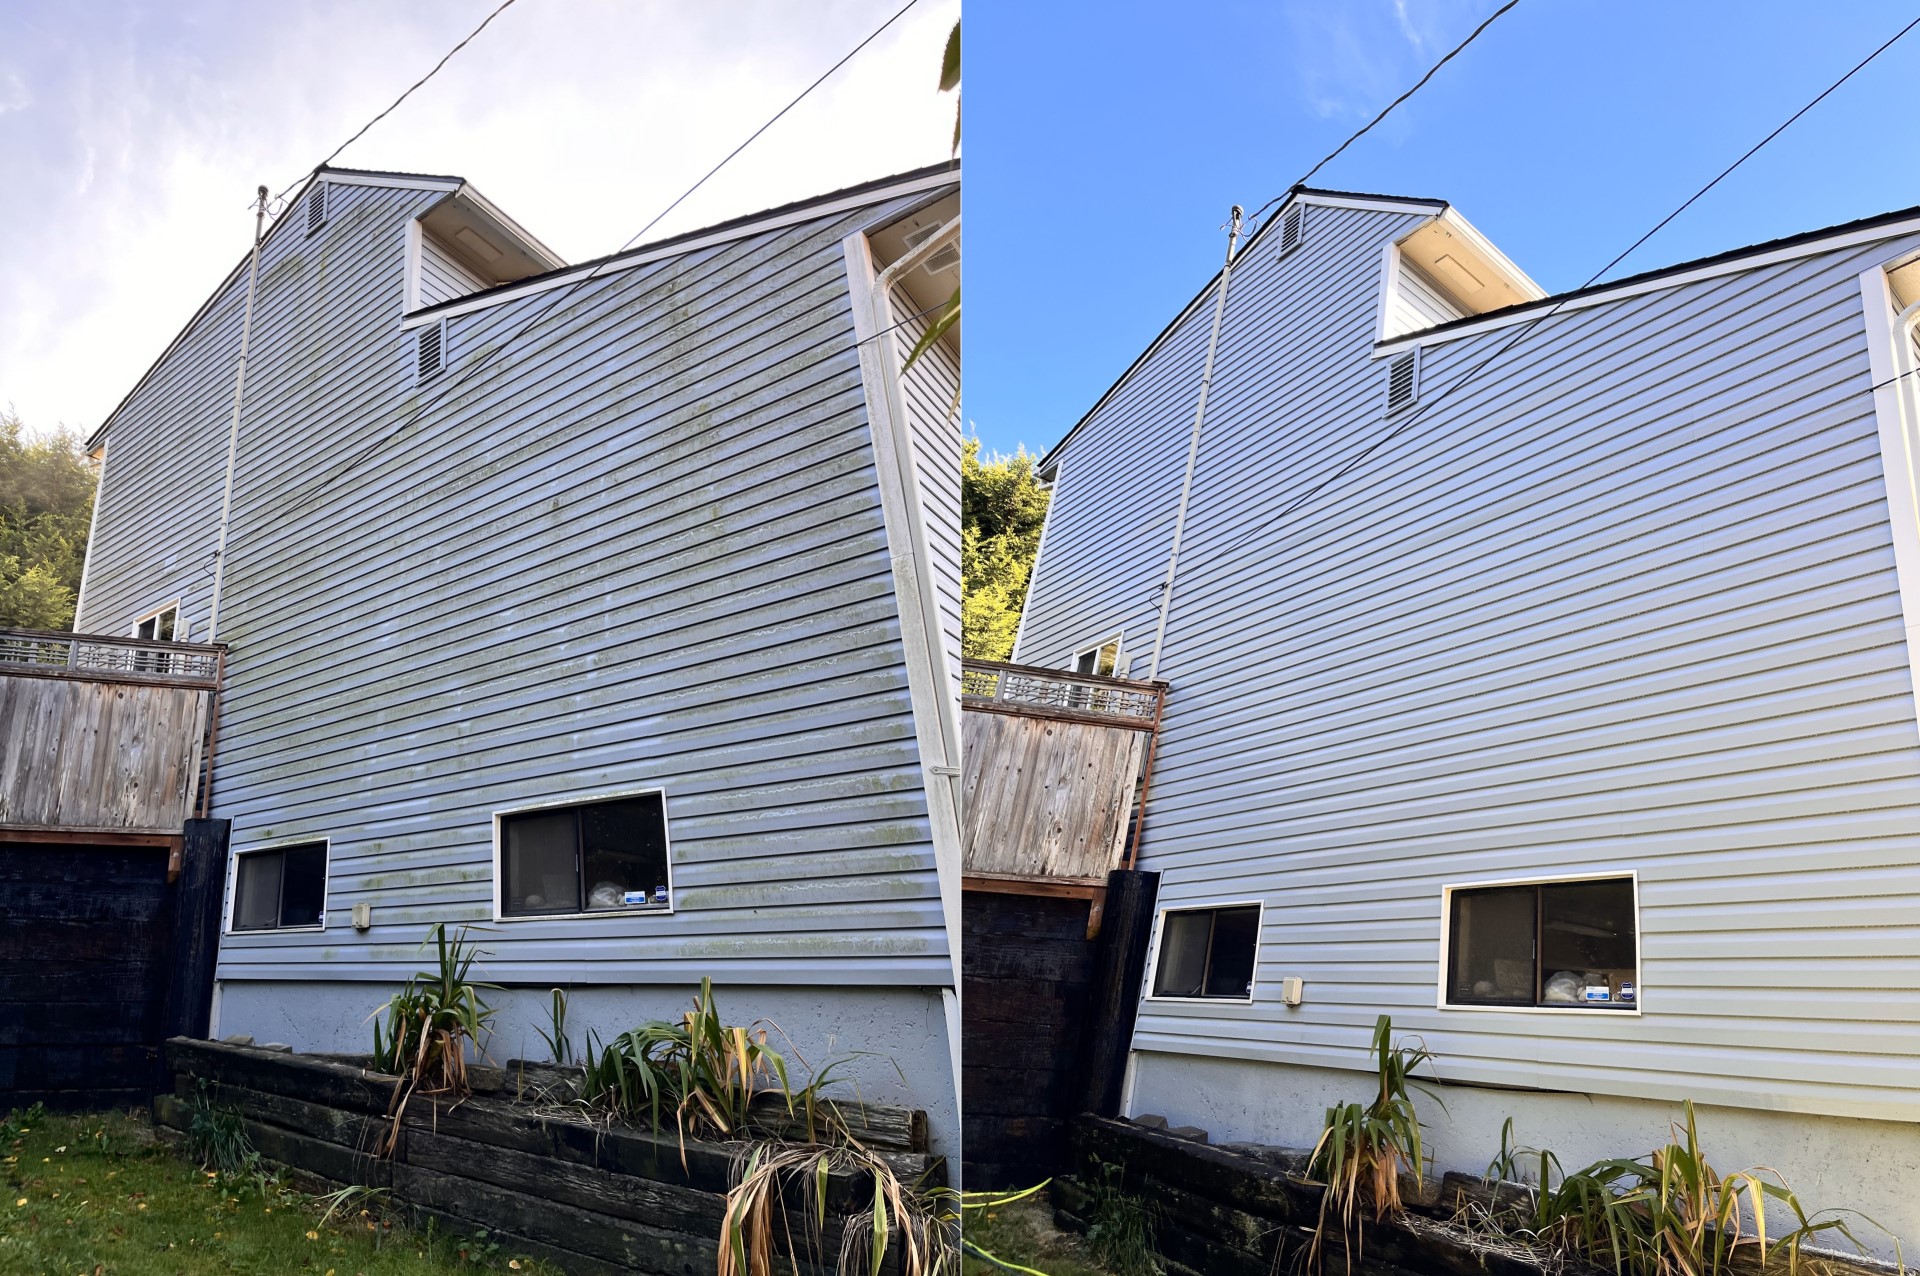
[1141,898,1265,1005]
[224,836,331,935]
[131,599,185,642]
[1069,632,1125,677]
[1436,870,1642,1017]
[491,786,677,923]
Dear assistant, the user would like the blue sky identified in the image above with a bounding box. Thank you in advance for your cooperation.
[968,0,1920,457]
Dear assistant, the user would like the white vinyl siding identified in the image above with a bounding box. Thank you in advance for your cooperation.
[1022,196,1920,1123]
[1391,258,1466,334]
[892,286,962,698]
[78,176,955,989]
[418,232,491,308]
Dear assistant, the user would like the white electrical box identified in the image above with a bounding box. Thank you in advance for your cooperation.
[352,901,372,931]
[1280,977,1305,1006]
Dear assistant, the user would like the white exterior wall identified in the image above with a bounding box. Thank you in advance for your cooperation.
[78,171,960,1041]
[1022,195,1920,1145]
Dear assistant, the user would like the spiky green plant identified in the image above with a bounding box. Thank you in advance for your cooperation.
[719,1139,957,1276]
[1528,1104,1888,1276]
[580,977,795,1147]
[368,923,498,1156]
[1306,1014,1439,1272]
[534,987,573,1065]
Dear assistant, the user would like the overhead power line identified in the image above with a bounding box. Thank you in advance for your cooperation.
[269,0,925,515]
[269,0,524,208]
[1244,0,1524,234]
[1198,9,1920,570]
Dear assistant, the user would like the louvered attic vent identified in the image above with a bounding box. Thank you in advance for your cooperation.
[306,184,327,236]
[416,321,444,384]
[1386,350,1419,414]
[1278,204,1305,257]
[903,223,960,274]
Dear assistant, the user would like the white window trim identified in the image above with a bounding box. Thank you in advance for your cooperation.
[131,599,185,642]
[1141,898,1265,1006]
[1070,631,1125,676]
[1435,869,1642,1017]
[223,836,331,935]
[490,785,677,923]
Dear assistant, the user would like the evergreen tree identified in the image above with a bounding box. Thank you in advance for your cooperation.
[960,437,1049,661]
[0,408,98,631]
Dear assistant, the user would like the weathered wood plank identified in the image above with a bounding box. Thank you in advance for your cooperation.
[0,672,213,832]
[960,708,1144,881]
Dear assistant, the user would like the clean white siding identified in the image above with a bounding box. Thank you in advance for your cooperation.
[1389,258,1465,335]
[1026,196,1920,1123]
[418,232,490,308]
[80,175,956,989]
[893,290,962,695]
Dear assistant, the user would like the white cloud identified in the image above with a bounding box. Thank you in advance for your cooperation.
[0,0,959,434]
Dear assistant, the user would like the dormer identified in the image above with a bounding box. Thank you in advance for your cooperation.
[404,186,565,313]
[1380,208,1544,341]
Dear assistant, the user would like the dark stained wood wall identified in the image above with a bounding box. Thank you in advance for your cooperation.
[0,843,173,1109]
[0,821,230,1112]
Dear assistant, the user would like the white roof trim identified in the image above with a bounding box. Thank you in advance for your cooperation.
[1429,206,1546,301]
[1375,210,1920,357]
[400,168,958,329]
[1294,191,1447,217]
[320,171,463,193]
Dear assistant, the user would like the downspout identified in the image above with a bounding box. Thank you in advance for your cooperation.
[205,185,270,644]
[1146,205,1242,681]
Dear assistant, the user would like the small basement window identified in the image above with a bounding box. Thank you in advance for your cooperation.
[499,791,672,918]
[1444,875,1638,1010]
[232,842,328,931]
[1150,903,1261,1000]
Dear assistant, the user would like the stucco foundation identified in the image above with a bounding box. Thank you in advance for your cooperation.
[215,979,957,1161]
[1127,1050,1918,1260]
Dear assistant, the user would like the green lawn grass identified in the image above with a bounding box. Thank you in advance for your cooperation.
[0,1106,559,1275]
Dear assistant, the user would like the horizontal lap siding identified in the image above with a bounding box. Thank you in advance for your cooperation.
[893,292,963,697]
[1034,199,1920,1121]
[1389,260,1464,335]
[419,233,488,307]
[1015,207,1429,675]
[81,180,952,987]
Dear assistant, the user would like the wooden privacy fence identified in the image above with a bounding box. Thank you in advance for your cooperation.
[0,628,225,836]
[960,660,1167,894]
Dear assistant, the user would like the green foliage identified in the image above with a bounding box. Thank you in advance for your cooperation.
[961,438,1050,661]
[580,977,797,1146]
[0,408,96,631]
[370,924,499,1155]
[1084,1161,1160,1276]
[720,1141,958,1276]
[1308,1015,1438,1271]
[534,987,573,1065]
[1499,1104,1893,1276]
[185,1080,258,1179]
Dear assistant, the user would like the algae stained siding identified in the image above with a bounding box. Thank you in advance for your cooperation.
[79,170,958,988]
[1020,195,1920,1123]
[893,288,962,695]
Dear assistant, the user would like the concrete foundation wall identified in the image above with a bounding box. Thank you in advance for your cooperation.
[1128,1050,1919,1260]
[216,979,957,1162]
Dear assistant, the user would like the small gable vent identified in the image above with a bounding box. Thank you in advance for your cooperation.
[306,184,327,236]
[1278,204,1306,257]
[903,222,960,274]
[1386,350,1419,414]
[416,321,444,384]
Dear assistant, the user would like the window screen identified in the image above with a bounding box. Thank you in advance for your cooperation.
[501,793,671,917]
[1151,904,1260,999]
[232,843,327,930]
[1446,876,1636,1009]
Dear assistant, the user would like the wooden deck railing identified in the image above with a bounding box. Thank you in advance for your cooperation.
[961,661,1168,907]
[0,627,227,829]
[0,626,223,687]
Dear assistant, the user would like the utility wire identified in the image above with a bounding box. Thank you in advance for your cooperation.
[1196,10,1920,570]
[1243,0,1523,235]
[268,0,524,209]
[275,0,924,512]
